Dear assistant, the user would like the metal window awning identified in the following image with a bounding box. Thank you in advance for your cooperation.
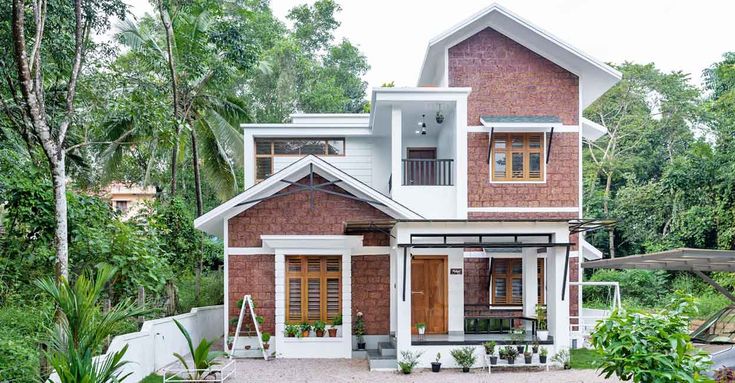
[582,248,735,303]
[481,115,562,164]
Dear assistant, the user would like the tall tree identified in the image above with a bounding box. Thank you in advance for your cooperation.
[8,0,125,279]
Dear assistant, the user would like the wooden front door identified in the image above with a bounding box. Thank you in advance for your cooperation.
[411,256,448,334]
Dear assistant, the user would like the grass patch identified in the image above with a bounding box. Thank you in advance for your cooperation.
[570,348,601,370]
[140,374,163,383]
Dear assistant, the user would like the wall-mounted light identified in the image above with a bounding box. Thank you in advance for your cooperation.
[416,114,427,135]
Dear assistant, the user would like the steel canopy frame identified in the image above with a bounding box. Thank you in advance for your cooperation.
[581,248,735,303]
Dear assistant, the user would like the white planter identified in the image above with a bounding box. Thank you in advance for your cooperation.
[417,327,426,335]
[537,330,549,341]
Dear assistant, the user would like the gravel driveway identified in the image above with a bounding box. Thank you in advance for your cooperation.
[230,358,621,383]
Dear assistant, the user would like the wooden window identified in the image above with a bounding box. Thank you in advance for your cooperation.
[255,138,345,181]
[491,133,544,181]
[491,258,545,306]
[285,256,341,324]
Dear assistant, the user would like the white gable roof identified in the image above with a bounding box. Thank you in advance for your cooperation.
[581,117,608,141]
[581,238,604,261]
[194,155,423,237]
[418,3,621,108]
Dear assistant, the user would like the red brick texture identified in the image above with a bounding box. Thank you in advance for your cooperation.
[448,27,579,126]
[464,258,490,305]
[351,255,391,335]
[467,131,579,212]
[228,255,275,334]
[228,175,391,247]
[569,256,579,318]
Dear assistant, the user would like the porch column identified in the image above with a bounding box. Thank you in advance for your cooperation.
[547,244,570,349]
[522,247,538,326]
[390,105,402,197]
[395,247,412,354]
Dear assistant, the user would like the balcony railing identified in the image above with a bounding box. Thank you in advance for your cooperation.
[402,159,453,186]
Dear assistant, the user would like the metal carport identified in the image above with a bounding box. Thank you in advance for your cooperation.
[581,248,735,303]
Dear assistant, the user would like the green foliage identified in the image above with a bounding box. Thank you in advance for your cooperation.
[176,271,224,313]
[569,348,599,369]
[0,336,41,383]
[590,293,713,382]
[450,346,476,369]
[172,319,225,380]
[37,264,147,383]
[586,269,668,307]
[397,350,423,374]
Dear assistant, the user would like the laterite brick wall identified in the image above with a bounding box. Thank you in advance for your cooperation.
[351,255,391,335]
[228,255,275,334]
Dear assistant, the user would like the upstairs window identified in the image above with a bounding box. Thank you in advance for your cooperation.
[491,133,544,181]
[255,138,345,181]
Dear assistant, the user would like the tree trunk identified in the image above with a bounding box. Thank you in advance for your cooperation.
[165,280,178,316]
[157,0,181,196]
[51,156,69,279]
[137,286,145,325]
[603,171,615,258]
[190,129,203,306]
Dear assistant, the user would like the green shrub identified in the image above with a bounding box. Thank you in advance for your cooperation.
[0,335,40,383]
[586,269,668,307]
[177,270,224,313]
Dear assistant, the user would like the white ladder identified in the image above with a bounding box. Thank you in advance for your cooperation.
[229,294,268,360]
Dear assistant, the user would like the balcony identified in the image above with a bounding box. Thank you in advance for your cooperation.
[402,159,453,186]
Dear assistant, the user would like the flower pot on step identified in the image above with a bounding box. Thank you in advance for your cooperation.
[537,330,549,341]
[301,330,310,337]
[431,362,441,372]
[532,346,539,354]
[516,345,525,354]
[539,355,547,364]
[357,342,366,350]
[462,367,470,373]
[524,356,532,364]
[263,343,270,350]
[489,356,498,365]
[507,358,515,365]
[316,330,325,337]
[328,328,337,337]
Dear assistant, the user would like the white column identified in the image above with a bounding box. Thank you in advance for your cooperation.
[454,98,468,218]
[223,218,230,352]
[447,248,465,335]
[389,245,397,334]
[243,131,255,188]
[395,247,412,354]
[390,105,402,198]
[341,250,353,358]
[522,248,538,327]
[547,244,570,349]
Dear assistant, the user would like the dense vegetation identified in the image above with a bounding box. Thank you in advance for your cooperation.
[1,0,734,380]
[0,0,368,381]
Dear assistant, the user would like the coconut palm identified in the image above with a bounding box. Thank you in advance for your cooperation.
[35,264,147,383]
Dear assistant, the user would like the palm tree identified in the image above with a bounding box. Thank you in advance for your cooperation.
[36,264,147,383]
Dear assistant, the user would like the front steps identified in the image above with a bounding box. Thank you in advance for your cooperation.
[366,336,397,371]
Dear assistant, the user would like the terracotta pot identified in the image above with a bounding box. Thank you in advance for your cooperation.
[327,328,338,337]
[301,330,310,337]
[316,329,325,337]
[263,343,270,350]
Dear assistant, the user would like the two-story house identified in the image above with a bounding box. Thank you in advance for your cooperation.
[194,3,620,369]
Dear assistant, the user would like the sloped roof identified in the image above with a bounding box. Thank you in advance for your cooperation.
[418,3,621,108]
[194,155,423,237]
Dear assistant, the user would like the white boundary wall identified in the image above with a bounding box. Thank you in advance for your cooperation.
[49,305,223,383]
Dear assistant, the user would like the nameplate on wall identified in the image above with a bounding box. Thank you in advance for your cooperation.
[450,268,463,275]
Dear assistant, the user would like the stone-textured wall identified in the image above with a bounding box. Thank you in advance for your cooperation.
[467,132,579,210]
[351,255,391,335]
[448,27,579,126]
[228,255,275,334]
[228,174,390,247]
[464,258,490,306]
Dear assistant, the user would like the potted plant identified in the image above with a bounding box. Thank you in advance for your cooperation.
[431,352,442,372]
[450,346,476,373]
[532,340,539,354]
[504,346,518,364]
[483,341,497,365]
[397,350,423,374]
[539,347,548,364]
[313,320,326,337]
[415,322,426,335]
[523,345,533,364]
[536,305,549,341]
[511,330,526,354]
[552,349,571,369]
[261,332,271,350]
[328,313,341,337]
[498,347,508,361]
[354,311,366,349]
[284,324,299,338]
[299,322,311,337]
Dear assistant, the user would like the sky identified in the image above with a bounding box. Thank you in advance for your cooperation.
[124,0,735,90]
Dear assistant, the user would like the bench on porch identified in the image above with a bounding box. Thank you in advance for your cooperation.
[464,304,537,337]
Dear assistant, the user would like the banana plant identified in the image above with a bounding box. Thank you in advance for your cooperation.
[172,319,225,380]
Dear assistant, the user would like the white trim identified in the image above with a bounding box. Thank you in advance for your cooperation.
[261,235,363,250]
[227,247,273,255]
[581,238,603,261]
[223,218,229,353]
[467,206,579,213]
[480,122,562,130]
[352,246,391,255]
[581,117,608,141]
[465,251,576,258]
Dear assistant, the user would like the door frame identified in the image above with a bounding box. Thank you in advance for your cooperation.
[411,255,448,335]
[406,147,437,159]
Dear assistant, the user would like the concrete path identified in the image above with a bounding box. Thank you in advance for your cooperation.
[229,358,621,382]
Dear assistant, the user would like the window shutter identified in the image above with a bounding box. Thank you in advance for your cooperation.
[288,278,302,322]
[307,278,321,321]
[285,256,342,323]
[326,278,340,320]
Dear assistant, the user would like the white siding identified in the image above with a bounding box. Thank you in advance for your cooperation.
[273,137,373,186]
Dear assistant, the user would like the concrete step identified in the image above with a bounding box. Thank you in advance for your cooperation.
[390,334,397,348]
[378,341,396,357]
[367,349,397,371]
[351,349,368,360]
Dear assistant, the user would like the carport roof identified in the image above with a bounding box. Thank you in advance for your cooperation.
[581,248,735,272]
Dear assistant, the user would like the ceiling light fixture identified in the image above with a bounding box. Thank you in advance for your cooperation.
[417,114,427,135]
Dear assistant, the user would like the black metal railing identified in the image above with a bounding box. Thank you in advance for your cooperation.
[402,159,453,186]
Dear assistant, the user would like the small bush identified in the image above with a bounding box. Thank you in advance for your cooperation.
[397,350,423,374]
[0,335,40,383]
[177,270,224,313]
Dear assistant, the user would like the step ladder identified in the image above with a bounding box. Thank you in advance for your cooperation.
[229,294,268,360]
